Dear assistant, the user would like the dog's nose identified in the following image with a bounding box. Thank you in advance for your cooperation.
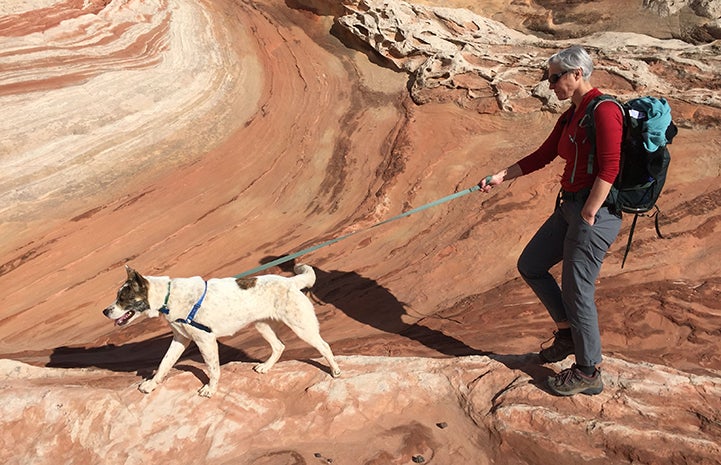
[103,307,112,317]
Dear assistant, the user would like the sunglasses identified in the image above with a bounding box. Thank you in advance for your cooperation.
[548,70,571,84]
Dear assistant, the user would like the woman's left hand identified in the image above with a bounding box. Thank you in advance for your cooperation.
[581,209,596,226]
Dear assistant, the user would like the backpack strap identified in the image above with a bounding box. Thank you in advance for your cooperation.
[621,213,638,268]
[653,206,664,239]
[583,94,625,175]
[620,205,663,268]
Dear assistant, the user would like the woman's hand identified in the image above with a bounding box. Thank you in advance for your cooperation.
[478,164,522,193]
[479,171,505,192]
[582,178,614,226]
[581,208,596,226]
[479,174,497,192]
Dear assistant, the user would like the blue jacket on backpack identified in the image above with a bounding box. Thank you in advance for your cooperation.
[630,97,672,152]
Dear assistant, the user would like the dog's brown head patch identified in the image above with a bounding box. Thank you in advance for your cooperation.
[117,267,151,311]
[235,277,257,290]
[103,267,151,326]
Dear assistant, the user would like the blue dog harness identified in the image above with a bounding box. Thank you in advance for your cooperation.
[158,281,212,333]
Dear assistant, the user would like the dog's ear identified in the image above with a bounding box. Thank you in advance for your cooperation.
[125,265,137,279]
[125,265,144,282]
[125,266,148,292]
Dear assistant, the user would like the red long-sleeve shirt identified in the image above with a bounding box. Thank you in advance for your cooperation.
[517,88,623,192]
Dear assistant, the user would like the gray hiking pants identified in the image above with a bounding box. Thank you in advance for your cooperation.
[517,195,621,367]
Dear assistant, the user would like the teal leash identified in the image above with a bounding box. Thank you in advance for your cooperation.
[234,184,482,278]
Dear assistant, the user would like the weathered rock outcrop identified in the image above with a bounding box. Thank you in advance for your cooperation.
[645,0,721,20]
[3,355,721,465]
[336,0,721,114]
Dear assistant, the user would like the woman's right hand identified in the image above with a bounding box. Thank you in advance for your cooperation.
[479,165,520,193]
[479,173,501,192]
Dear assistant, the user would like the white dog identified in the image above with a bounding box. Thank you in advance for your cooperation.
[103,264,341,397]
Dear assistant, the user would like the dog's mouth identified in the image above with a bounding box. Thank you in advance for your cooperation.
[114,311,135,326]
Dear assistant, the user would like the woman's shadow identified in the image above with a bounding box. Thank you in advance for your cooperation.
[263,257,480,357]
[262,257,556,388]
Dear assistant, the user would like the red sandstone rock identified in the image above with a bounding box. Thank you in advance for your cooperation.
[1,0,721,463]
[2,356,720,465]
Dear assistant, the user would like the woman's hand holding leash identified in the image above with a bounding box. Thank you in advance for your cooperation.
[478,164,522,192]
[478,170,506,192]
[479,174,497,192]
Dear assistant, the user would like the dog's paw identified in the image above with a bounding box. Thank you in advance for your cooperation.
[138,379,158,394]
[198,384,215,398]
[253,363,273,374]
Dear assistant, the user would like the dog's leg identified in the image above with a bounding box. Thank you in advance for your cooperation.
[284,314,341,378]
[194,332,220,398]
[140,333,190,394]
[296,330,341,378]
[253,321,285,374]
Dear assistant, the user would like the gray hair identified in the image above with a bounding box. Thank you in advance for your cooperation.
[548,46,594,80]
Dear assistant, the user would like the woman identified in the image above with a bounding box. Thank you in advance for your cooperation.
[480,45,623,396]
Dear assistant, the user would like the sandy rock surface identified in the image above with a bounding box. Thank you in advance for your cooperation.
[2,0,721,463]
[3,355,721,465]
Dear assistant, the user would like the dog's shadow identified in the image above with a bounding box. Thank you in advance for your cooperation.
[47,333,257,381]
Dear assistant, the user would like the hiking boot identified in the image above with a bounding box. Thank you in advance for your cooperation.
[539,330,575,363]
[547,364,603,396]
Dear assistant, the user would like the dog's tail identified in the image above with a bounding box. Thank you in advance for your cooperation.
[291,263,316,290]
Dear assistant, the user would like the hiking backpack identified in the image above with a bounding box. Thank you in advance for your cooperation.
[585,94,678,267]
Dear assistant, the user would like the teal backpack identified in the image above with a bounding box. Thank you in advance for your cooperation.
[585,95,678,267]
